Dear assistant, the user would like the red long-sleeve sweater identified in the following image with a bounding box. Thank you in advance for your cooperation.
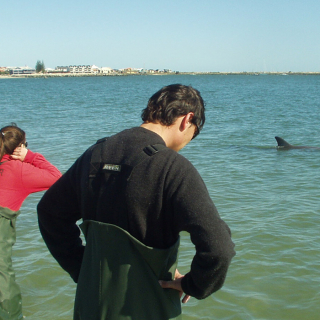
[0,150,62,211]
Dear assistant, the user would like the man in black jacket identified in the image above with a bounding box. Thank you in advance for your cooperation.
[37,84,235,320]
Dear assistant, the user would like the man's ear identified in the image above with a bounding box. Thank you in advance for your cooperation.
[180,113,194,132]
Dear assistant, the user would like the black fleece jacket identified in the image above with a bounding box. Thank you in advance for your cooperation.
[37,127,235,299]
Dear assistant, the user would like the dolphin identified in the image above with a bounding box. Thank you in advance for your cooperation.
[275,136,320,150]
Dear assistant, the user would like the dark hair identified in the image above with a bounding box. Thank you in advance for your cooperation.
[0,123,26,161]
[141,84,205,131]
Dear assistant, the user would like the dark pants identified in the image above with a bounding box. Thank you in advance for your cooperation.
[74,220,181,320]
[0,207,23,320]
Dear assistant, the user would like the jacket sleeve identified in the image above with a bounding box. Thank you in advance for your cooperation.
[168,156,235,299]
[21,150,62,192]
[37,150,91,282]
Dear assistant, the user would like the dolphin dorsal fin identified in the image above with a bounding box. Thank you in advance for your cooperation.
[275,136,292,147]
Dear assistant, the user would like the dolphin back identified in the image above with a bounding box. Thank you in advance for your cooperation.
[274,136,320,149]
[275,136,292,148]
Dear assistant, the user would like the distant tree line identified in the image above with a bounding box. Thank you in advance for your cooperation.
[35,60,45,73]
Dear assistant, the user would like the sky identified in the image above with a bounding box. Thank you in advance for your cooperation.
[1,0,319,72]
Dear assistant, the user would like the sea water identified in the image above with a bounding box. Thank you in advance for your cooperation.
[1,74,319,319]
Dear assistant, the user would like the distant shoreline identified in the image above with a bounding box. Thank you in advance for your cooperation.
[1,71,320,79]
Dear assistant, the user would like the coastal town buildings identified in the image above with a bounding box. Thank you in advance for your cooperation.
[55,66,70,72]
[3,66,36,75]
[100,67,114,74]
[54,65,114,74]
[0,64,177,76]
[69,65,101,73]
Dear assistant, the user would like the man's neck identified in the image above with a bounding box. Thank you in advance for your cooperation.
[140,122,178,149]
[140,118,187,152]
[140,122,167,139]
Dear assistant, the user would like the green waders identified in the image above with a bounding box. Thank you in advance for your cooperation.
[74,220,181,320]
[0,207,23,320]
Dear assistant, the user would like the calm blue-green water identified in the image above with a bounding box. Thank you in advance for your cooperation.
[1,75,319,320]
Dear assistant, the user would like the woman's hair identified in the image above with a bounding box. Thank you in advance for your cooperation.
[141,84,205,131]
[0,123,26,161]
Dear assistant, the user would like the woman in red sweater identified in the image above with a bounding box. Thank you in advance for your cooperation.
[0,124,62,320]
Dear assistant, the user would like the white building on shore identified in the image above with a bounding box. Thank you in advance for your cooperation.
[55,66,70,72]
[100,67,114,74]
[8,66,36,75]
[69,65,100,73]
[68,65,115,74]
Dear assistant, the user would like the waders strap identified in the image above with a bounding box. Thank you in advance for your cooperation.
[88,138,167,182]
[89,139,167,179]
[130,143,167,169]
[87,138,168,220]
[89,137,108,179]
